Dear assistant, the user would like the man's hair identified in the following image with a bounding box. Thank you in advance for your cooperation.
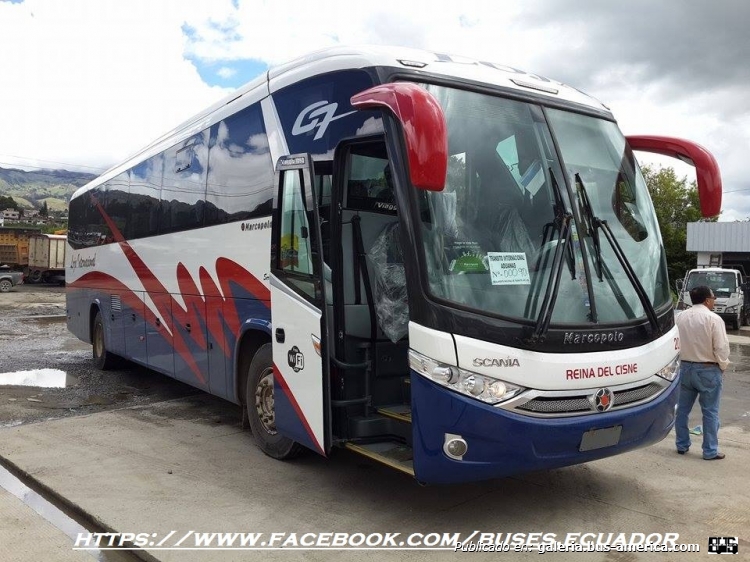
[690,285,713,305]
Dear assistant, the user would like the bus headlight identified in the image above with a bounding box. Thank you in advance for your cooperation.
[409,350,525,404]
[656,355,680,382]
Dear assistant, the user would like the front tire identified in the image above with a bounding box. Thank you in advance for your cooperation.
[92,311,118,370]
[245,343,303,459]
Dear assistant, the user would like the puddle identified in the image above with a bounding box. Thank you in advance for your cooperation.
[0,369,77,388]
[0,463,138,561]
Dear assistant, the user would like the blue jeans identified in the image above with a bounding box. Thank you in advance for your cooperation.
[675,361,723,458]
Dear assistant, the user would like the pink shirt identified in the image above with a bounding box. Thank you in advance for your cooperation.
[675,304,730,371]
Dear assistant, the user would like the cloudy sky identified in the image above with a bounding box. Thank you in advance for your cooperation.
[1,0,748,220]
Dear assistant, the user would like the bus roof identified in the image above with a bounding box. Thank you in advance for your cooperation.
[73,45,609,201]
[268,45,607,108]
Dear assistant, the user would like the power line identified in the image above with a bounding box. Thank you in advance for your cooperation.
[0,154,107,174]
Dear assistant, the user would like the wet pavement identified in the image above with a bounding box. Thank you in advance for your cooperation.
[0,285,199,428]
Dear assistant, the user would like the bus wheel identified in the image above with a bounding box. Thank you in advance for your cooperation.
[245,343,303,460]
[92,311,117,370]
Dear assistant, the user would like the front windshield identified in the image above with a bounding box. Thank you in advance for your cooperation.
[686,271,738,298]
[416,84,670,325]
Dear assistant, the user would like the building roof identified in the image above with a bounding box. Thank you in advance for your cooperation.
[687,221,750,252]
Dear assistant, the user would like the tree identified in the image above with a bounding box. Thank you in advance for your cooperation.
[0,195,18,211]
[39,200,48,217]
[641,165,716,287]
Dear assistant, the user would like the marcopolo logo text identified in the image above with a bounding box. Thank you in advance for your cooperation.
[563,331,624,345]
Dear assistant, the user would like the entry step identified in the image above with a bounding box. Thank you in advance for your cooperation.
[344,441,414,475]
[376,405,412,423]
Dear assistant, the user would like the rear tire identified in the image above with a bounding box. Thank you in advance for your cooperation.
[245,343,304,460]
[92,311,118,370]
[0,279,11,293]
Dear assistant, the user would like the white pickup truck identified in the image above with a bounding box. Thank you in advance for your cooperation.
[676,267,748,329]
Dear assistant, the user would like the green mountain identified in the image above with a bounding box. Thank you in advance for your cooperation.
[0,167,97,213]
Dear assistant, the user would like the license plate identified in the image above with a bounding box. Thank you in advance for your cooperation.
[579,425,622,452]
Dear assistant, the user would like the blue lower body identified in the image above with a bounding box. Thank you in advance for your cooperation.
[410,372,679,484]
[674,362,722,458]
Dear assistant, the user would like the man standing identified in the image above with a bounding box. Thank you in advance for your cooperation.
[675,285,730,460]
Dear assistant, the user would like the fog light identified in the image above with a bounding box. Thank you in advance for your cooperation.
[443,434,468,460]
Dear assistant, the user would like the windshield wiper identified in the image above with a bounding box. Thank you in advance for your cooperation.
[575,173,660,333]
[525,168,575,343]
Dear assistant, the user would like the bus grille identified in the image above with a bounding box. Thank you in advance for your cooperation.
[515,382,664,416]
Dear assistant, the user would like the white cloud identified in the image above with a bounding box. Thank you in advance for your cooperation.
[0,0,229,171]
[216,66,237,79]
[0,0,747,225]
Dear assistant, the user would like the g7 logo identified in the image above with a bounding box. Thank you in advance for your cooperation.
[292,101,355,141]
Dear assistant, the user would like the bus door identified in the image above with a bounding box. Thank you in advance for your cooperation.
[269,154,331,456]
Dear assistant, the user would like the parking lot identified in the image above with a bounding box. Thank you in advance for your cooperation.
[1,286,749,560]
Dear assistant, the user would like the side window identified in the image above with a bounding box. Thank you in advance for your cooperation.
[345,145,394,214]
[69,189,108,249]
[277,169,319,302]
[104,172,130,241]
[161,131,209,234]
[128,155,162,239]
[206,103,274,225]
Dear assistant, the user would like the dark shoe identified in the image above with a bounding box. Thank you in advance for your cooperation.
[703,453,725,460]
[677,448,688,455]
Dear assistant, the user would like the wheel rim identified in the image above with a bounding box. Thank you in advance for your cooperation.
[254,367,276,435]
[0,280,10,292]
[93,322,103,358]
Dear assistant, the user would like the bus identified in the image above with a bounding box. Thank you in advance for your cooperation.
[66,46,722,484]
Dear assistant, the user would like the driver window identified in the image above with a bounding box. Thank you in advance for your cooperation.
[278,169,316,299]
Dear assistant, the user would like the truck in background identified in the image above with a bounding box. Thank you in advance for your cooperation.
[676,267,749,329]
[0,226,41,271]
[27,233,67,285]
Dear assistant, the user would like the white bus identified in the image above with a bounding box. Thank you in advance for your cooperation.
[67,46,722,484]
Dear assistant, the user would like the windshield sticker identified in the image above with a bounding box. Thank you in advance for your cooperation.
[487,252,531,285]
[447,241,488,273]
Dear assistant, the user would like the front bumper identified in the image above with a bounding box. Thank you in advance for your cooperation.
[410,371,678,484]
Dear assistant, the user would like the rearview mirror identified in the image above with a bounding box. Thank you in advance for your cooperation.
[351,83,448,192]
[627,135,722,218]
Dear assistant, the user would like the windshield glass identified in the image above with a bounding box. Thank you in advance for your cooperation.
[686,271,738,298]
[415,84,670,325]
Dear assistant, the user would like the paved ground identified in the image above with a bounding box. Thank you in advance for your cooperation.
[0,287,749,561]
[1,395,748,561]
[0,486,91,562]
